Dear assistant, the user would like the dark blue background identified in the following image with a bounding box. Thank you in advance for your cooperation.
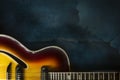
[0,0,120,71]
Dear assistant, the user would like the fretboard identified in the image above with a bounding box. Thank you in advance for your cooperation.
[48,72,120,80]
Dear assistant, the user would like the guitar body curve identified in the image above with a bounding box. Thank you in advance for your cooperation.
[0,34,70,80]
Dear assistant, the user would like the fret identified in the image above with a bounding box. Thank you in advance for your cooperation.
[75,72,77,80]
[95,72,98,80]
[99,72,104,80]
[89,72,94,80]
[76,73,79,80]
[59,72,62,80]
[59,72,61,80]
[77,72,82,80]
[82,72,86,80]
[56,72,58,80]
[50,72,52,80]
[72,72,76,80]
[49,72,120,80]
[62,73,66,80]
[52,73,54,80]
[103,73,104,80]
[88,72,90,80]
[71,72,73,80]
[109,72,114,80]
[86,72,89,80]
[72,72,77,80]
[80,72,83,80]
[52,72,54,80]
[114,72,115,80]
[104,72,108,80]
[55,72,57,80]
[92,72,95,80]
[98,72,100,80]
[71,72,74,80]
[82,72,84,80]
[85,72,87,80]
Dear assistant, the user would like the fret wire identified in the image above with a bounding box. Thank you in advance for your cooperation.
[84,72,86,80]
[71,72,73,80]
[61,72,63,80]
[55,74,57,80]
[103,72,104,80]
[80,72,82,80]
[49,72,52,80]
[75,72,77,80]
[115,72,118,80]
[77,72,79,80]
[59,72,61,80]
[53,72,54,80]
[86,72,88,80]
[49,72,120,80]
[53,72,55,80]
[100,72,102,80]
[89,72,92,80]
[58,72,59,80]
[61,73,63,80]
[49,72,53,80]
[57,72,59,80]
[69,72,73,80]
[81,72,84,80]
[49,72,51,80]
[114,72,115,80]
[50,72,52,80]
[56,72,57,80]
[72,72,74,80]
[91,72,93,80]
[52,72,54,80]
[103,72,105,80]
[63,72,65,80]
[76,72,78,80]
[97,72,100,80]
[90,72,93,80]
[78,72,81,80]
[55,72,56,80]
[65,72,66,80]
[89,72,90,80]
[58,72,60,80]
[51,72,52,80]
[93,72,95,80]
[73,72,77,80]
[80,73,82,80]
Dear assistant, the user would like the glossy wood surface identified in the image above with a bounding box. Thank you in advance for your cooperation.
[0,34,70,80]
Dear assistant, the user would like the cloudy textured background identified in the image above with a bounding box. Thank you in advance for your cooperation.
[0,0,120,71]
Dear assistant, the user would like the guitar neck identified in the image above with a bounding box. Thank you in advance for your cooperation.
[48,72,120,80]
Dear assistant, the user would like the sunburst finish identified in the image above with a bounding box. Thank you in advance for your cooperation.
[0,35,70,80]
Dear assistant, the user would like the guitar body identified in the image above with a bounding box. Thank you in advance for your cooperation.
[0,35,70,80]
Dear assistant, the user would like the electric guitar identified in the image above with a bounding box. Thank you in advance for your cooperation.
[0,34,119,80]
